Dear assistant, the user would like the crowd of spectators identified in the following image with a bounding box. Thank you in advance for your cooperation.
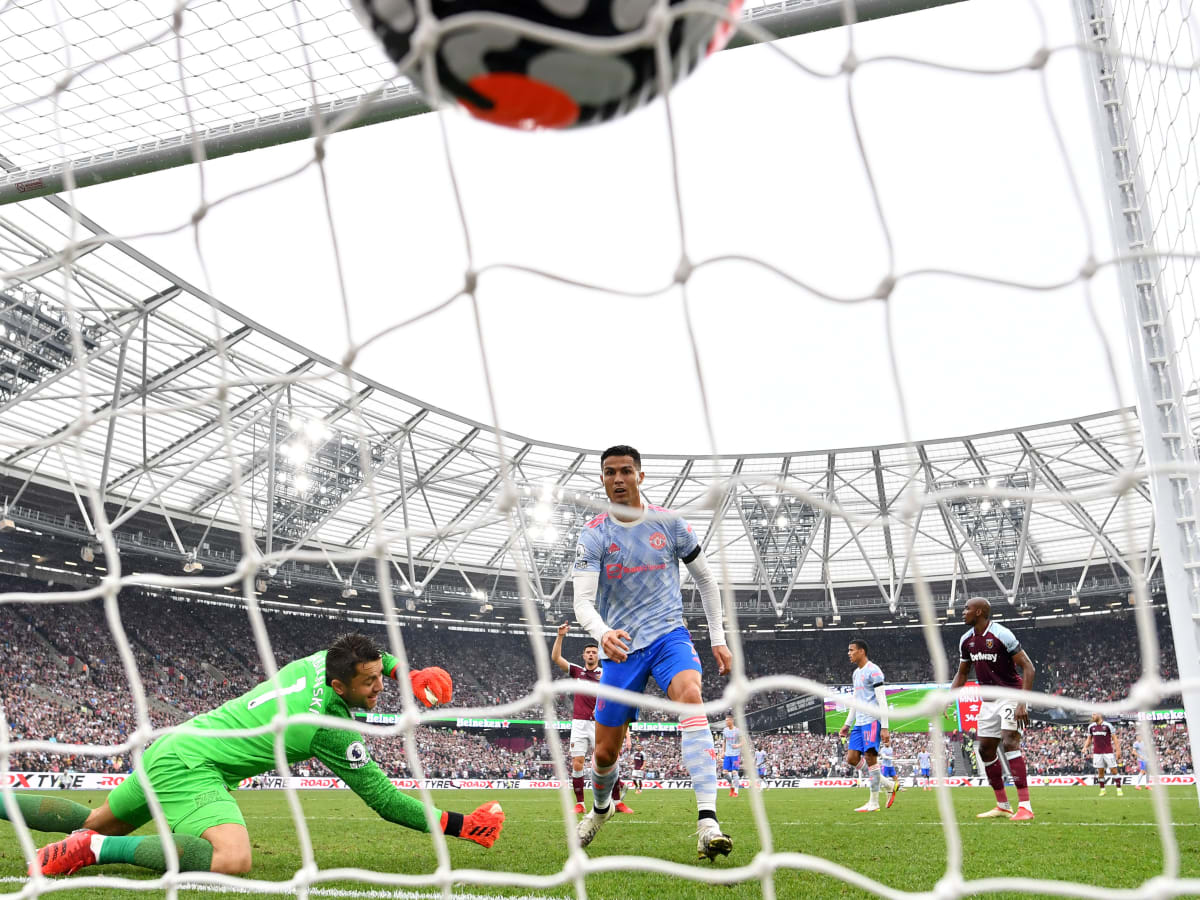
[0,578,1191,779]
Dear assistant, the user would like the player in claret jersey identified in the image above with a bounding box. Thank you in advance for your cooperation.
[551,621,632,814]
[950,598,1037,821]
[572,445,733,861]
[1083,713,1123,796]
[8,634,504,877]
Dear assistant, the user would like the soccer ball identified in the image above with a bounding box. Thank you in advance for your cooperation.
[351,0,744,129]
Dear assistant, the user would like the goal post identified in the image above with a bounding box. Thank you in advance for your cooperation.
[1073,0,1200,807]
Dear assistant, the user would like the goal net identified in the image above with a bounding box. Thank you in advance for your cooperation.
[0,0,1197,898]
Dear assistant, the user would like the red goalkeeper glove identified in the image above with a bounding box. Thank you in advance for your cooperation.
[410,666,453,707]
[441,802,504,849]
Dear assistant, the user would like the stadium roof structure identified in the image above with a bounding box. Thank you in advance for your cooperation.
[0,195,1166,627]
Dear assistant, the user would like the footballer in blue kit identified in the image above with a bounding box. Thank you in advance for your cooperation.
[837,638,892,811]
[572,445,733,861]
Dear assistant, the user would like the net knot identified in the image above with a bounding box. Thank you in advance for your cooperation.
[410,19,441,60]
[841,50,858,74]
[675,255,693,284]
[191,204,208,227]
[934,872,965,900]
[1028,47,1050,70]
[1079,255,1099,279]
[463,268,478,294]
[874,274,895,299]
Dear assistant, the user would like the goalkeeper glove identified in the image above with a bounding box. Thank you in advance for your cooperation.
[441,802,505,849]
[410,666,453,707]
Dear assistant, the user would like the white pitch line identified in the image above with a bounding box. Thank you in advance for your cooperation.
[0,877,563,899]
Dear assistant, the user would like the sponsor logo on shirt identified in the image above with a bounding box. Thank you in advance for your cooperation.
[971,652,999,663]
[605,562,669,579]
[609,543,620,553]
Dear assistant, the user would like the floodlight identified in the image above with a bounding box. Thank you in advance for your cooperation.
[182,553,203,573]
[405,597,417,612]
[0,516,13,533]
[1068,593,1080,606]
[341,583,358,599]
[255,577,268,593]
[481,602,493,614]
[831,614,841,625]
[815,616,823,629]
[80,544,95,563]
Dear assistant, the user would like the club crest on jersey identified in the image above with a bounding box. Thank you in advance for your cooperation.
[985,638,994,649]
[648,532,667,550]
[345,741,369,769]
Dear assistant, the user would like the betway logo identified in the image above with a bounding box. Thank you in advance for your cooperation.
[970,652,999,663]
[606,562,668,579]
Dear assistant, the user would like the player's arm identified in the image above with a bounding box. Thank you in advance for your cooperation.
[380,653,453,708]
[681,543,731,676]
[1113,732,1121,762]
[873,680,889,743]
[309,728,503,847]
[1082,733,1092,755]
[550,621,571,673]
[1012,649,1035,727]
[571,531,630,662]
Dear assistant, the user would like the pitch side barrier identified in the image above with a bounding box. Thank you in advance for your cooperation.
[5,773,1194,791]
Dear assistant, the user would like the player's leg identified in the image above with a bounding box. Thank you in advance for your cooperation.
[569,719,589,813]
[1000,711,1032,820]
[0,794,105,836]
[657,633,730,861]
[577,656,647,847]
[973,701,1015,818]
[860,740,882,811]
[1096,762,1107,795]
[612,736,632,813]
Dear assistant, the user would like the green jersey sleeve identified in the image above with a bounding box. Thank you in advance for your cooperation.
[309,727,440,833]
[382,652,400,680]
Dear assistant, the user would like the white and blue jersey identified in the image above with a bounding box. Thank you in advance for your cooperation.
[1134,740,1147,771]
[574,507,699,653]
[577,506,705,728]
[847,661,885,754]
[722,726,740,770]
[918,751,931,776]
[880,744,895,777]
[755,748,767,776]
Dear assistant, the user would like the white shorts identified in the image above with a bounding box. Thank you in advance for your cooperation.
[1093,753,1117,770]
[976,700,1021,739]
[632,768,645,778]
[569,719,595,758]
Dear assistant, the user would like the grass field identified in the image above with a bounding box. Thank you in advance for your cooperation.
[2,787,1198,899]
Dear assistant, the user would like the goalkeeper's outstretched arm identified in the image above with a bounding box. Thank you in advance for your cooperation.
[310,728,504,848]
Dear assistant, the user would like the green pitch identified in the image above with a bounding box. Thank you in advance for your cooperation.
[826,686,960,733]
[1,787,1198,898]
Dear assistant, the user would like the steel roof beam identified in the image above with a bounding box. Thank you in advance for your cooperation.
[1072,421,1153,503]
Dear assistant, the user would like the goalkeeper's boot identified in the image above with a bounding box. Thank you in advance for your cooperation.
[29,829,98,876]
[576,803,615,848]
[459,802,505,848]
[976,806,1014,819]
[696,818,732,861]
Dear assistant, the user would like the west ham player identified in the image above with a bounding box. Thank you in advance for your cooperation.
[1083,713,1123,796]
[632,744,647,793]
[950,597,1037,821]
[918,748,932,789]
[722,716,741,797]
[572,445,733,861]
[550,622,632,815]
[755,747,768,789]
[7,634,503,877]
[837,638,890,812]
[1133,738,1149,789]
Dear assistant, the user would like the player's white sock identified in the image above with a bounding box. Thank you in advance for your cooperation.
[680,714,718,815]
[591,762,619,811]
[868,764,881,796]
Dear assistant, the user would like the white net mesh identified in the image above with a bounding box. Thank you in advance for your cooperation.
[0,0,1198,897]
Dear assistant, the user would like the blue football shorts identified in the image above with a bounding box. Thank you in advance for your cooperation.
[848,721,881,753]
[882,765,896,777]
[723,755,739,771]
[594,626,702,727]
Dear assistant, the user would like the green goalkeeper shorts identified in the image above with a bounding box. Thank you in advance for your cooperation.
[108,737,246,838]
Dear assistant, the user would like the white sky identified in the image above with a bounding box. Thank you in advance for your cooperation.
[71,0,1134,456]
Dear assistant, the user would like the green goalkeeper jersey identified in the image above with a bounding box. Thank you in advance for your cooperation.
[159,650,436,830]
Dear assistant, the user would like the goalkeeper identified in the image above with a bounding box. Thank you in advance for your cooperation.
[4,633,504,876]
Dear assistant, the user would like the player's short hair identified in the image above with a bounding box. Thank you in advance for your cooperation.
[600,445,641,469]
[326,632,382,686]
[849,637,869,655]
[583,642,598,651]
